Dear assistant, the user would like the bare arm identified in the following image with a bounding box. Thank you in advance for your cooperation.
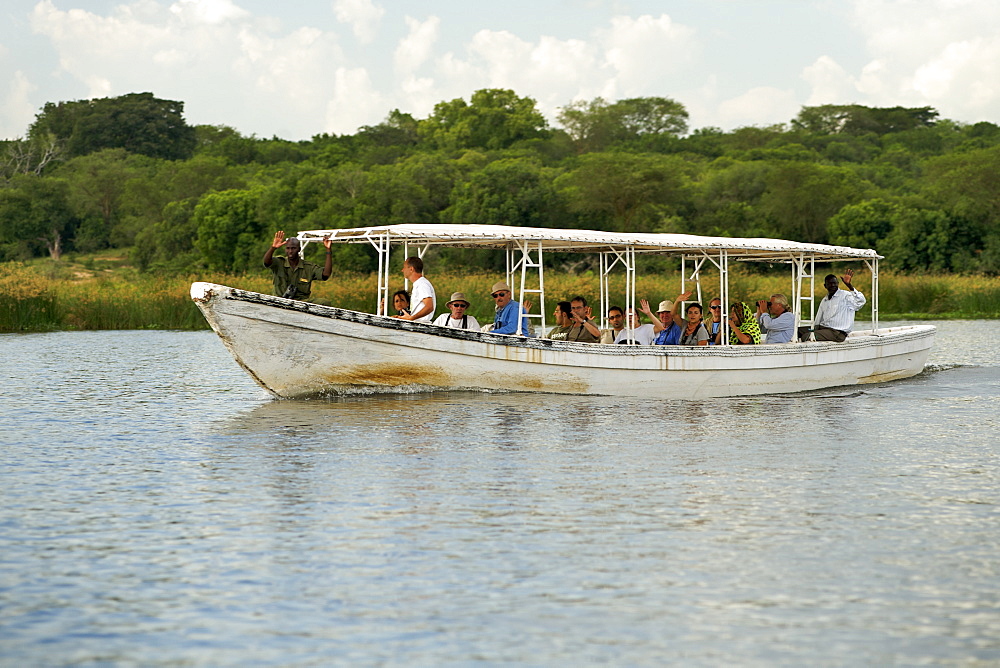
[403,298,433,321]
[573,305,601,337]
[263,231,285,267]
[639,299,665,333]
[672,292,692,327]
[321,235,332,280]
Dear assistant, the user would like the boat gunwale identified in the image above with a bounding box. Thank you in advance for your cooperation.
[199,282,934,359]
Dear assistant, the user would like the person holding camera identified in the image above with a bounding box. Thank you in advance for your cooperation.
[755,294,794,343]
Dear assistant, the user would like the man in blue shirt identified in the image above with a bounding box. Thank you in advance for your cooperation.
[490,281,529,336]
[650,299,682,345]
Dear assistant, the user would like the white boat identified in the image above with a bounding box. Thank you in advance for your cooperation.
[191,224,934,399]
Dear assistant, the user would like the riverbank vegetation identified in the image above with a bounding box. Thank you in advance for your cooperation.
[2,89,1000,331]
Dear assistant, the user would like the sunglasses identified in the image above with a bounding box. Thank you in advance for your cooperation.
[450,303,468,308]
[709,305,721,309]
[491,291,508,298]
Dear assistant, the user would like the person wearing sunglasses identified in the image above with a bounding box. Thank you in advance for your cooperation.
[600,306,626,343]
[432,292,480,331]
[490,281,529,336]
[707,298,723,345]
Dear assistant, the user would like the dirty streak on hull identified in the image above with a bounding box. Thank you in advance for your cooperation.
[191,282,935,399]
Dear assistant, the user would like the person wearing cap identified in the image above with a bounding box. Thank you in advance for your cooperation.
[490,281,529,336]
[639,297,681,345]
[433,292,481,331]
[396,256,435,323]
[263,230,332,301]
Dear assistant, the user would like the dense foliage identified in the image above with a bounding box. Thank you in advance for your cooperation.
[2,90,999,275]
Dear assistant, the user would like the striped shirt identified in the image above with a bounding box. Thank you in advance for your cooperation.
[814,288,866,333]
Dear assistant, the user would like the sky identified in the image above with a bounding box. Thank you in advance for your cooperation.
[1,0,999,141]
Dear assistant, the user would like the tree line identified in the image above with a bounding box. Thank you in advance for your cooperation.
[1,89,999,275]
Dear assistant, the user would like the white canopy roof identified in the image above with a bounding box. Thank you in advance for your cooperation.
[296,224,880,261]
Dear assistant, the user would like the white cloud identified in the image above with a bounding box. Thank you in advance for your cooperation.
[716,87,800,129]
[802,55,857,105]
[394,15,439,75]
[409,13,700,128]
[170,0,248,26]
[597,14,699,95]
[1,71,37,138]
[28,0,349,138]
[847,0,1000,121]
[332,0,383,44]
[327,66,385,133]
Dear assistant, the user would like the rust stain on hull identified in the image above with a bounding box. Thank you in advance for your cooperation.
[322,362,452,388]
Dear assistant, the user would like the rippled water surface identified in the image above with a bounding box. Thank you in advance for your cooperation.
[2,321,999,666]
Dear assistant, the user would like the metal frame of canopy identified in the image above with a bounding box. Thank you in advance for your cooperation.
[296,224,882,343]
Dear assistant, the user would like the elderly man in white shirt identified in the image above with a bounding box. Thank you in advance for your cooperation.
[433,292,480,331]
[798,269,866,342]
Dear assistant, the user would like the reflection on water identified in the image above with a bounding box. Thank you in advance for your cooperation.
[1,325,999,665]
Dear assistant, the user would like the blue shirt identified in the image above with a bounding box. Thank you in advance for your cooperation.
[494,301,529,336]
[654,322,681,345]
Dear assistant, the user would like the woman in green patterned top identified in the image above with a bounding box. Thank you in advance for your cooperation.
[728,302,761,344]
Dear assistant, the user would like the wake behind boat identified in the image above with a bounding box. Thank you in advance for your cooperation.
[191,224,934,399]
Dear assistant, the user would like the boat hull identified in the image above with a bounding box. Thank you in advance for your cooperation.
[192,282,935,399]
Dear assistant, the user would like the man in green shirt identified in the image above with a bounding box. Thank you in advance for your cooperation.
[263,231,332,301]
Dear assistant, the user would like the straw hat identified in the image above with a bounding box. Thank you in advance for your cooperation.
[490,281,511,294]
[447,292,470,307]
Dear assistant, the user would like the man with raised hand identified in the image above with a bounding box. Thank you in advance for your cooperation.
[798,269,867,342]
[263,231,332,301]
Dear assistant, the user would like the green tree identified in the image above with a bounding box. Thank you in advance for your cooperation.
[443,157,564,227]
[193,188,266,272]
[0,175,76,260]
[557,152,690,232]
[827,199,898,250]
[921,145,1000,272]
[757,161,868,243]
[792,104,938,136]
[419,89,549,151]
[56,148,148,251]
[30,92,196,160]
[692,160,776,237]
[557,96,688,152]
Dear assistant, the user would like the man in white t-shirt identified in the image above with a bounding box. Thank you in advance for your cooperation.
[432,292,480,331]
[616,305,657,345]
[395,256,436,323]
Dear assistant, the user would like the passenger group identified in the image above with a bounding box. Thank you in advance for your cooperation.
[264,233,865,345]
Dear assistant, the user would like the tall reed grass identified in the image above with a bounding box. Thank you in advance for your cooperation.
[2,261,998,332]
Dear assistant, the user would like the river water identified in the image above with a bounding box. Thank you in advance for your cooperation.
[1,321,998,666]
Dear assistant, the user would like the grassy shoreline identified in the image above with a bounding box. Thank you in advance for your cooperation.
[3,258,999,332]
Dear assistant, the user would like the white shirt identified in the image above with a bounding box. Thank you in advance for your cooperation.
[409,276,436,323]
[432,312,481,331]
[615,323,656,345]
[814,288,866,333]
